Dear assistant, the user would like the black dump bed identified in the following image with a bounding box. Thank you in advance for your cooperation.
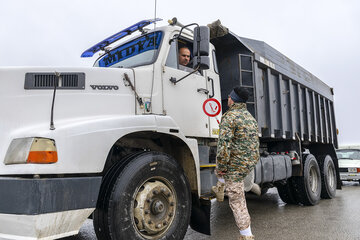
[211,30,337,148]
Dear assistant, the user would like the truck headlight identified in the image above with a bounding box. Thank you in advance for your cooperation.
[4,138,58,165]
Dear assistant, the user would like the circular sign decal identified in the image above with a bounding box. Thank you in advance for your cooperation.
[202,98,221,117]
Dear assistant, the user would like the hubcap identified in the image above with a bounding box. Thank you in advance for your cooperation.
[327,163,335,188]
[133,180,176,238]
[152,200,165,214]
[309,165,319,193]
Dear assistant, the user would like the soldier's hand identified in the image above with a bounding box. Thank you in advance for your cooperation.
[217,171,226,177]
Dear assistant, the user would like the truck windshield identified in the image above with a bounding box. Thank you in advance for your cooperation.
[94,31,163,68]
[336,149,360,159]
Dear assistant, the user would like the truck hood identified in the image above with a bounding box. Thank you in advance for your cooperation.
[338,159,360,168]
[0,66,135,165]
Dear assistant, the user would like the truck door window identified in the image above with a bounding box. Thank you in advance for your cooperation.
[165,38,196,73]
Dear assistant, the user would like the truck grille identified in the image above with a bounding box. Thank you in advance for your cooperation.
[25,72,85,89]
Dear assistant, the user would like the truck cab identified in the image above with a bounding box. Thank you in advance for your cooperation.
[90,22,222,139]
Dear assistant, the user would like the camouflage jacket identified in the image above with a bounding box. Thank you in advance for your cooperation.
[216,103,260,182]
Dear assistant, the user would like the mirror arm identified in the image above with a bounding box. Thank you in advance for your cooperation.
[169,65,200,85]
[169,23,200,44]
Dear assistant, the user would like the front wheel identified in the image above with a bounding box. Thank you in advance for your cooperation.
[94,151,191,239]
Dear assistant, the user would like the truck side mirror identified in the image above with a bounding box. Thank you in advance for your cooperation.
[193,56,210,70]
[193,26,210,70]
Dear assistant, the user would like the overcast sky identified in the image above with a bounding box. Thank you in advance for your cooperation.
[0,0,359,146]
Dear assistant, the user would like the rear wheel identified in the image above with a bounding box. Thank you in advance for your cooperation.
[94,151,191,240]
[319,155,337,199]
[292,154,321,206]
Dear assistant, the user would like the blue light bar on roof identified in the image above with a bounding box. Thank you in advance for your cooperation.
[81,18,162,58]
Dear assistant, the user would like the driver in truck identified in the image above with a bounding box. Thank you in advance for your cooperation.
[178,46,191,66]
[178,46,191,71]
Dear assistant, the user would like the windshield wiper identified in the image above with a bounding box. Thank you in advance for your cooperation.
[123,73,144,109]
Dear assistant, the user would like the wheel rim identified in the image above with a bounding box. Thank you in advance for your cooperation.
[309,165,319,193]
[327,162,336,189]
[132,178,177,239]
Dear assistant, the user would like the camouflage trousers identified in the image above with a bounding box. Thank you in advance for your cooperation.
[225,180,251,231]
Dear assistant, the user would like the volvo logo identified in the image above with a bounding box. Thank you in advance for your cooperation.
[90,85,119,90]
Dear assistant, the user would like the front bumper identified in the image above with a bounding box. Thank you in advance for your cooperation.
[340,172,360,181]
[0,176,101,239]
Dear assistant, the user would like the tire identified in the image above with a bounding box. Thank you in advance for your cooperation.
[319,155,337,199]
[275,179,298,204]
[95,151,191,240]
[94,152,142,239]
[292,154,321,206]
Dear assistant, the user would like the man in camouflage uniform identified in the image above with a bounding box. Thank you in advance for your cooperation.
[216,86,260,240]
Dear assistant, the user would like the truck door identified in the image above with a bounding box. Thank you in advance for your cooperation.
[162,39,210,138]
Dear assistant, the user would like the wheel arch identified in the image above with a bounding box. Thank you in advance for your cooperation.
[102,131,199,194]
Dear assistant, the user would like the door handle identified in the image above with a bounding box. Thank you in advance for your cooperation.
[208,77,214,98]
[197,88,209,94]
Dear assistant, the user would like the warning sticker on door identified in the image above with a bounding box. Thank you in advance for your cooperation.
[202,98,221,117]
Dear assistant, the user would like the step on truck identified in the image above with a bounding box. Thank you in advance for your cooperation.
[0,18,340,239]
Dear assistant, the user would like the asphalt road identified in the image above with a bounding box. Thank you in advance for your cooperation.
[63,181,360,240]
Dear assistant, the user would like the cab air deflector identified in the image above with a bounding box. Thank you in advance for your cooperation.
[81,18,162,58]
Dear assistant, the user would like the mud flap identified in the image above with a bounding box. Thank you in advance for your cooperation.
[189,194,211,235]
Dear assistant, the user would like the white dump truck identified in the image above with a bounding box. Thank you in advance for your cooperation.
[0,18,340,239]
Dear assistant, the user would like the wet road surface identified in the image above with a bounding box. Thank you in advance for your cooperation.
[63,181,360,240]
